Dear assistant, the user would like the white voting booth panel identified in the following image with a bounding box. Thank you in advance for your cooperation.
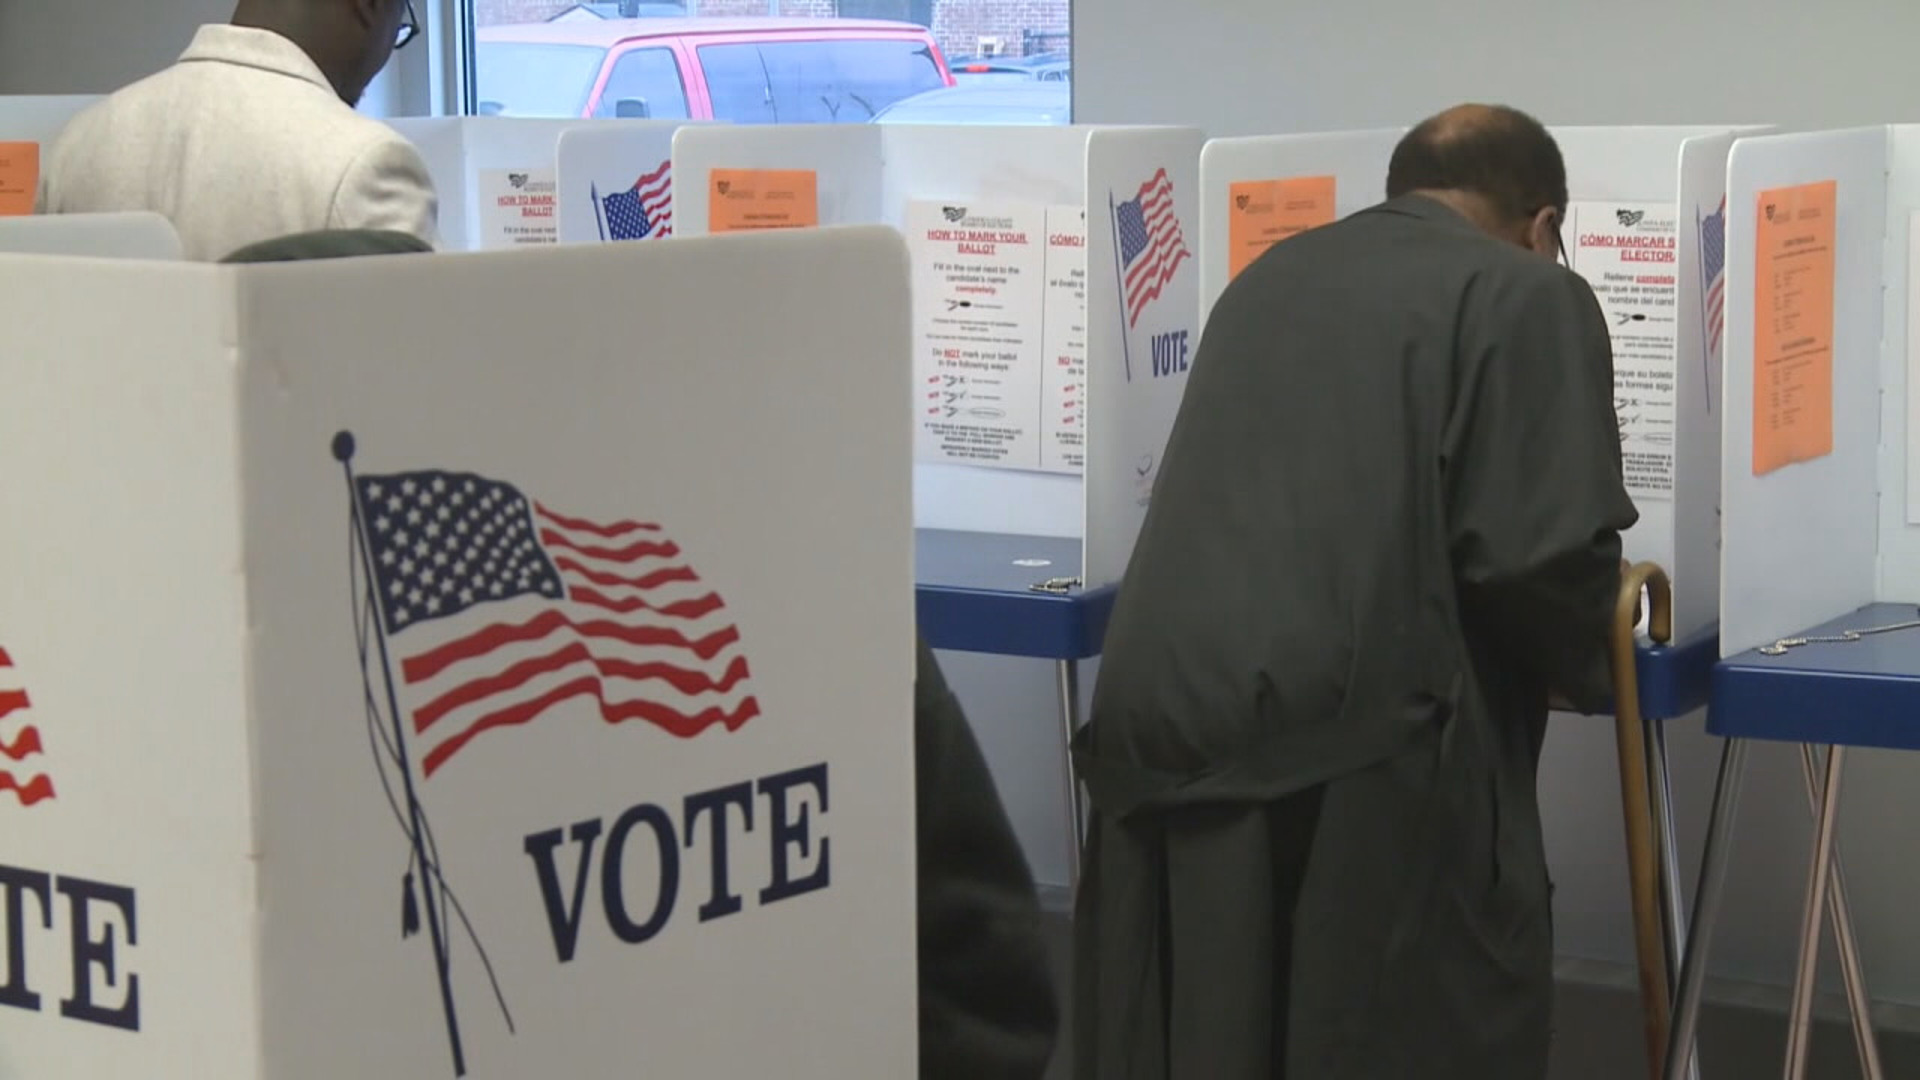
[0,229,915,1077]
[554,124,687,245]
[387,117,685,251]
[1555,125,1748,640]
[672,122,1204,589]
[0,212,181,260]
[1082,128,1207,586]
[1197,126,1745,640]
[671,124,885,235]
[1197,128,1404,320]
[1719,126,1920,656]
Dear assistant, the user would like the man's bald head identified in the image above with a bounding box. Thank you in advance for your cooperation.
[1386,104,1567,257]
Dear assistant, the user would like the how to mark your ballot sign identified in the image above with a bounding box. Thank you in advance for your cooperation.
[0,228,916,1077]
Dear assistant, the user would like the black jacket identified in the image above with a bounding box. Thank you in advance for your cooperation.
[1074,195,1637,1078]
[916,635,1060,1078]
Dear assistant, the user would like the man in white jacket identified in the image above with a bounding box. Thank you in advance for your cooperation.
[37,0,438,261]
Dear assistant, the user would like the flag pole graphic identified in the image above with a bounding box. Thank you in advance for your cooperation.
[1108,190,1134,382]
[591,182,609,243]
[333,430,468,1078]
[1696,201,1713,414]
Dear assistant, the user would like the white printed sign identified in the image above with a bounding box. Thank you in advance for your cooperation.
[479,168,558,248]
[1042,206,1088,474]
[1570,200,1680,500]
[908,200,1050,471]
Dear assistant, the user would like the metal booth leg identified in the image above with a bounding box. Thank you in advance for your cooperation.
[1784,745,1847,1080]
[1645,715,1702,1080]
[1664,737,1749,1080]
[1797,744,1884,1079]
[1057,658,1085,892]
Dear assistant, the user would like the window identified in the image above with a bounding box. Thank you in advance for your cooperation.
[465,1,1072,126]
[591,47,690,119]
[835,0,935,26]
[473,42,604,117]
[697,39,946,124]
[695,39,778,124]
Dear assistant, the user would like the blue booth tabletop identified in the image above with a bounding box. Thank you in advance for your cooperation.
[1710,602,1920,750]
[1633,622,1720,722]
[914,528,1116,661]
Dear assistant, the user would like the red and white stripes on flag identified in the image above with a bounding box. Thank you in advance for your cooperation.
[355,470,758,779]
[0,646,54,807]
[1700,195,1728,356]
[1113,167,1192,327]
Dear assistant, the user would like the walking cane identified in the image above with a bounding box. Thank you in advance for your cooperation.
[1611,561,1674,1079]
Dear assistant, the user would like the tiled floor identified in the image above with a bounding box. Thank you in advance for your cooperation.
[1034,913,1920,1079]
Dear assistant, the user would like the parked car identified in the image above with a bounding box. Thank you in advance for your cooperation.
[474,17,954,122]
[946,51,1070,85]
[871,82,1070,126]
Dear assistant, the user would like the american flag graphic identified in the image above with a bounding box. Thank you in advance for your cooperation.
[1700,195,1728,355]
[1113,168,1191,327]
[353,470,758,779]
[0,646,53,807]
[599,161,673,241]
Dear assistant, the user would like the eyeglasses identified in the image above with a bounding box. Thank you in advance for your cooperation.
[396,0,420,49]
[1542,207,1570,268]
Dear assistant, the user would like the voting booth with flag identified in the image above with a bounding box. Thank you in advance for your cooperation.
[387,117,690,251]
[671,120,1205,590]
[554,124,687,245]
[1197,124,1753,640]
[668,119,1202,886]
[0,227,917,1077]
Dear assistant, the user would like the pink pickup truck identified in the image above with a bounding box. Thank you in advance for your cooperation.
[475,17,956,123]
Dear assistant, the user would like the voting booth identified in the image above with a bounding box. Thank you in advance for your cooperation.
[0,228,917,1076]
[670,120,1203,881]
[1198,125,1750,638]
[672,120,1205,588]
[1716,125,1920,656]
[554,124,686,245]
[387,117,690,251]
[1663,124,1920,1080]
[0,96,99,217]
[0,212,181,260]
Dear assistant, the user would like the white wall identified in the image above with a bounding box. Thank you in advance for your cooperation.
[0,0,430,116]
[0,0,229,96]
[1074,0,1920,136]
[1071,0,1920,1009]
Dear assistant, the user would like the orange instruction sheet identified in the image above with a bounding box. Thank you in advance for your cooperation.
[707,169,820,233]
[0,142,39,217]
[1752,179,1837,476]
[1226,175,1335,280]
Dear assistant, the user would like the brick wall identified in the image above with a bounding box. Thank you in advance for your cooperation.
[472,0,1070,60]
[476,0,575,26]
[932,0,1067,58]
[693,0,840,17]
